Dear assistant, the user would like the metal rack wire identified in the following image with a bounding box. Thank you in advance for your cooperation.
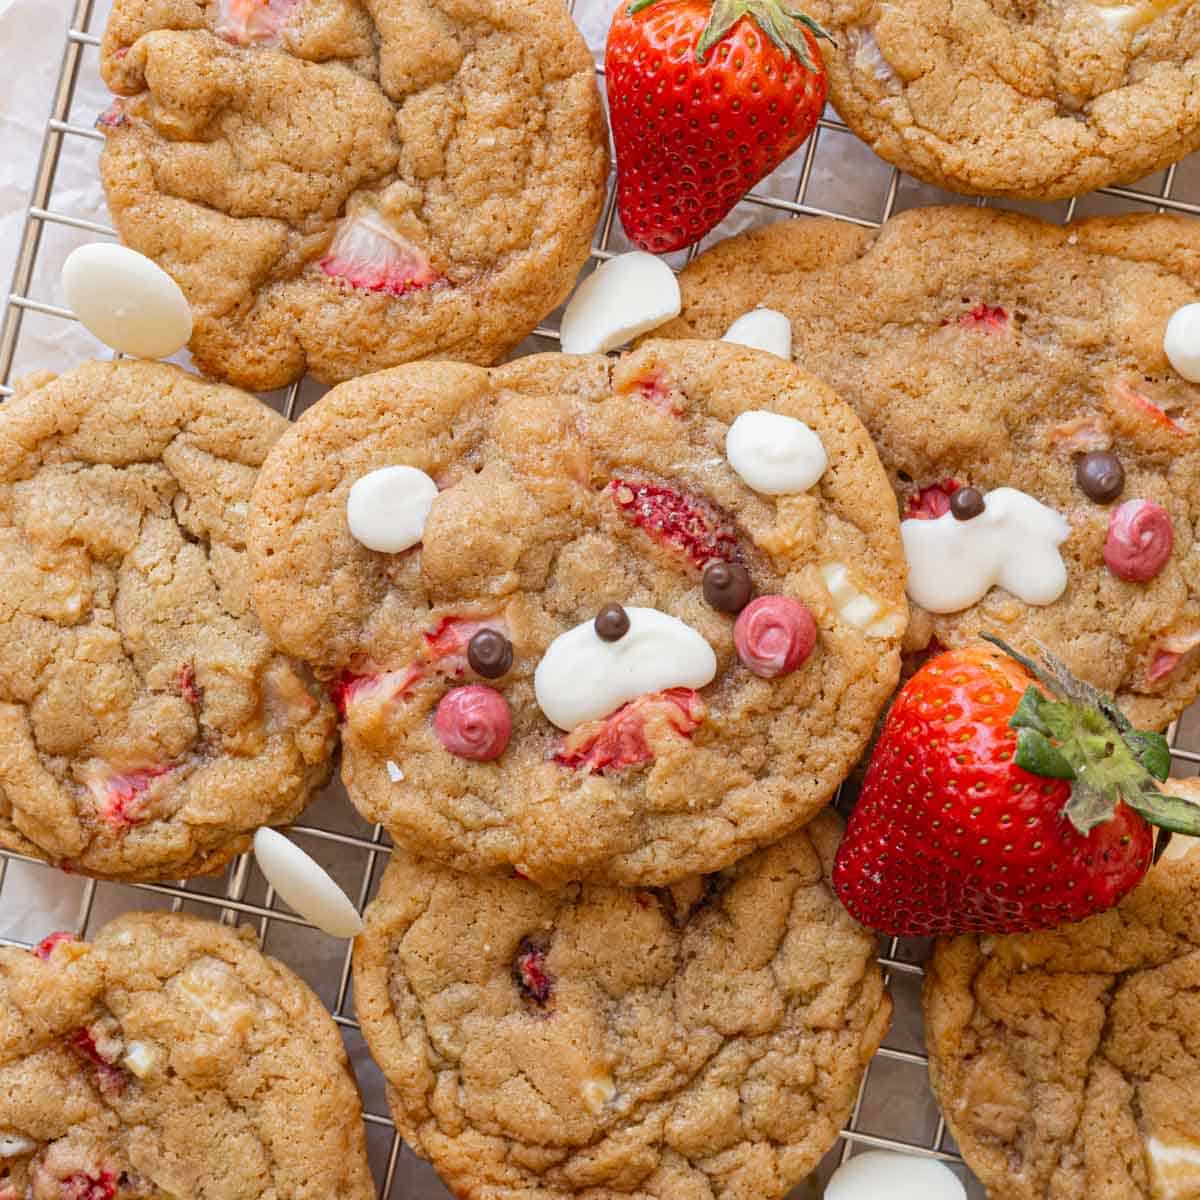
[3,2,1200,1196]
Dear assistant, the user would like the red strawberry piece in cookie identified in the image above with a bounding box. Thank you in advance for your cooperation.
[176,664,201,707]
[434,686,511,761]
[1110,379,1187,437]
[213,0,297,46]
[608,477,741,571]
[61,1172,117,1200]
[512,937,554,1006]
[69,1025,126,1100]
[1146,628,1200,684]
[1104,500,1174,582]
[733,596,817,679]
[554,688,704,772]
[903,478,961,520]
[33,932,79,961]
[957,303,1008,331]
[332,665,425,720]
[319,216,441,298]
[622,367,687,417]
[93,100,126,132]
[83,764,171,832]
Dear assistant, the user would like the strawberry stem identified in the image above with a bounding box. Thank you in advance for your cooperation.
[982,634,1200,838]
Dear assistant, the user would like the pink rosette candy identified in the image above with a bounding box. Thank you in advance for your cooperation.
[1103,500,1174,582]
[434,685,511,761]
[733,595,817,679]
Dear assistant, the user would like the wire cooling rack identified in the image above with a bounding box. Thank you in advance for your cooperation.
[4,2,1200,1196]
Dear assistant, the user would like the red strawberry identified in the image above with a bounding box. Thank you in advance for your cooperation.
[608,477,740,570]
[606,0,829,253]
[513,937,554,1006]
[33,931,78,961]
[834,638,1200,937]
[903,478,960,521]
[554,687,704,772]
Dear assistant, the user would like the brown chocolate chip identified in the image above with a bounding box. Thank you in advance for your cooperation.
[950,487,985,521]
[1076,451,1125,504]
[702,561,752,613]
[595,603,630,641]
[467,629,513,679]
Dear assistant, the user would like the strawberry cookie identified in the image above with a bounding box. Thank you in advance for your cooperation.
[248,340,906,886]
[0,914,375,1199]
[97,0,607,391]
[924,832,1200,1200]
[805,0,1200,199]
[0,362,335,881]
[353,811,891,1199]
[661,205,1200,729]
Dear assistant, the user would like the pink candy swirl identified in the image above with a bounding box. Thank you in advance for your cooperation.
[434,685,511,761]
[734,595,817,679]
[1103,500,1174,583]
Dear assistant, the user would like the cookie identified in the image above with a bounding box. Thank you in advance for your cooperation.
[924,834,1200,1200]
[248,340,907,887]
[660,205,1200,730]
[352,811,892,1199]
[0,913,375,1199]
[98,0,607,392]
[807,0,1200,199]
[0,361,335,881]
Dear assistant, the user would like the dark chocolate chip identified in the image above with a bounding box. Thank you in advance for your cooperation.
[950,487,985,521]
[595,603,631,641]
[1076,451,1125,504]
[467,629,513,679]
[702,561,753,613]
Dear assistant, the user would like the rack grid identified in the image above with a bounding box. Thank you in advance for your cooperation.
[3,3,1200,1196]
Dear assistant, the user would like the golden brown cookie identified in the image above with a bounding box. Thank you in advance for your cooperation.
[0,361,335,881]
[248,341,907,887]
[809,0,1200,199]
[924,835,1200,1200]
[0,913,375,1199]
[661,205,1200,729]
[98,0,607,391]
[353,810,891,1199]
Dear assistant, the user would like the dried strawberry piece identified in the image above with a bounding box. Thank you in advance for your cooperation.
[320,216,440,297]
[903,479,961,521]
[331,665,425,720]
[1111,379,1187,435]
[61,1172,117,1200]
[213,0,296,45]
[608,478,740,571]
[554,688,705,772]
[33,932,78,961]
[624,368,686,417]
[513,937,553,1006]
[176,664,200,707]
[85,765,171,832]
[957,303,1008,330]
[1045,415,1111,454]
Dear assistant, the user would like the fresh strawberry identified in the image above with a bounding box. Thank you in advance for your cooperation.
[606,0,829,253]
[833,638,1200,937]
[608,477,740,570]
[554,687,704,772]
[903,478,960,521]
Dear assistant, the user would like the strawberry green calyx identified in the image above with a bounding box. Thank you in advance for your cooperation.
[982,635,1200,838]
[628,0,832,67]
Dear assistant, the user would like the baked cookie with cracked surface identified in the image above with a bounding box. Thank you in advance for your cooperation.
[248,340,906,887]
[0,913,375,1199]
[0,361,335,881]
[98,0,607,392]
[660,205,1200,730]
[924,831,1200,1200]
[353,810,891,1199]
[809,0,1200,199]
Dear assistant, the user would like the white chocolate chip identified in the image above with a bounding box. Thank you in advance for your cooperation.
[725,410,827,495]
[901,487,1070,615]
[346,465,438,554]
[825,1150,966,1200]
[121,1040,163,1079]
[386,760,405,782]
[171,958,259,1034]
[62,243,193,360]
[820,562,905,638]
[0,1134,35,1158]
[253,828,364,938]
[559,252,681,355]
[721,309,792,359]
[1146,1135,1200,1199]
[1165,303,1200,383]
[581,1073,616,1115]
[534,607,716,731]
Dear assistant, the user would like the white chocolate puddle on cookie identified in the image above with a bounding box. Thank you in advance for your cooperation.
[1146,1135,1200,1199]
[726,410,827,494]
[821,562,906,638]
[901,487,1070,615]
[722,309,793,359]
[534,607,717,730]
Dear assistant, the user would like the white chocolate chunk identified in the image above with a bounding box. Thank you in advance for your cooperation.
[1165,303,1200,383]
[347,465,438,554]
[721,309,792,359]
[386,760,405,782]
[725,410,827,495]
[253,828,364,938]
[559,252,681,355]
[820,562,906,638]
[901,487,1070,614]
[581,1073,616,1115]
[122,1040,163,1079]
[825,1150,966,1200]
[0,1134,35,1158]
[1092,0,1183,30]
[534,607,716,731]
[1146,1135,1200,1199]
[170,958,260,1035]
[62,243,193,359]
